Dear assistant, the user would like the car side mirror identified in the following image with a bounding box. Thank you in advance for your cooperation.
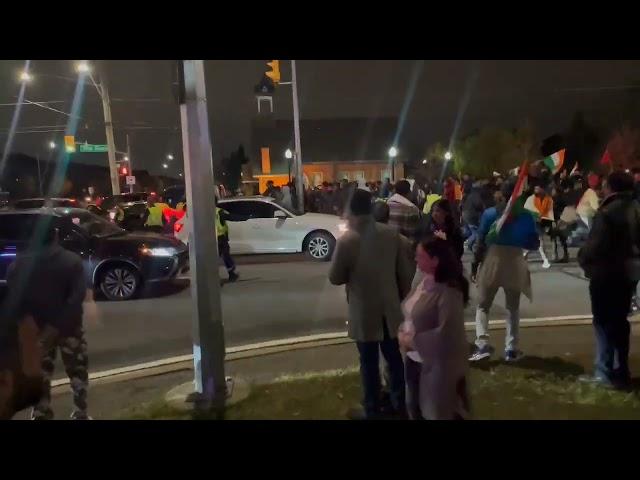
[274,210,288,219]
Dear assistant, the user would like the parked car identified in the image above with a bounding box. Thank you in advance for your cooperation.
[13,198,80,209]
[174,196,347,261]
[0,208,189,301]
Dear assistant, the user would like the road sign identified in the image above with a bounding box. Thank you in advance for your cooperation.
[125,175,136,185]
[79,144,109,153]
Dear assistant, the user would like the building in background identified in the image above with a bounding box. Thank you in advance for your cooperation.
[249,117,405,192]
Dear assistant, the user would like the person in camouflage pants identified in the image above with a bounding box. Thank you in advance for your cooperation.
[32,327,89,420]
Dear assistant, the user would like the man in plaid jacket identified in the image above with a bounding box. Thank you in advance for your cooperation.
[387,180,421,241]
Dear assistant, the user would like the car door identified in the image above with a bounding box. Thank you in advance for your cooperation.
[218,201,252,254]
[0,214,25,283]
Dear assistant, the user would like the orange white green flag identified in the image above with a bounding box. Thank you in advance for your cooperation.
[542,149,566,174]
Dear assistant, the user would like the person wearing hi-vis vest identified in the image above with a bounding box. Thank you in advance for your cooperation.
[214,188,250,283]
[143,195,166,233]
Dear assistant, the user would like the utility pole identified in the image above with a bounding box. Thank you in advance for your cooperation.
[36,154,42,196]
[291,60,304,212]
[126,133,133,193]
[99,68,120,196]
[178,60,227,409]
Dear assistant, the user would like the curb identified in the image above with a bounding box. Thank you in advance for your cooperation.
[51,314,640,391]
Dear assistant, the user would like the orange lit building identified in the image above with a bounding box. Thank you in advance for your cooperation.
[249,117,405,193]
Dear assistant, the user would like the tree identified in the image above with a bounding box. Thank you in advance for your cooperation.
[563,111,600,173]
[222,145,249,192]
[452,127,526,178]
[607,126,640,171]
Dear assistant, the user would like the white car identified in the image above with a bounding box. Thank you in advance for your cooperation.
[174,196,347,261]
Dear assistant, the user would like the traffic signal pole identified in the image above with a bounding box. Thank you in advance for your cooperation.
[178,60,226,409]
[98,69,121,196]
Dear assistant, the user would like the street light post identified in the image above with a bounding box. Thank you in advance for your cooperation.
[97,70,120,196]
[388,146,398,182]
[290,61,304,213]
[179,60,226,410]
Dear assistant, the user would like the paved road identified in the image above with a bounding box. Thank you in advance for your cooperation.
[76,253,593,374]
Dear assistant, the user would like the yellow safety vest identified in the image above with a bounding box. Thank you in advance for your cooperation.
[423,194,442,214]
[116,206,125,222]
[176,201,185,212]
[145,205,164,227]
[216,207,229,237]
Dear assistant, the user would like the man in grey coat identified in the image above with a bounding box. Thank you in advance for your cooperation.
[330,189,413,419]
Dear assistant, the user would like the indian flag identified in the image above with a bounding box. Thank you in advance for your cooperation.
[542,149,566,174]
[495,160,529,234]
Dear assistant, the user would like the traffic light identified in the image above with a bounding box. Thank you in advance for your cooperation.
[265,60,280,84]
[64,135,76,153]
[120,165,129,176]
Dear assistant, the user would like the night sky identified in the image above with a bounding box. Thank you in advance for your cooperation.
[1,60,639,177]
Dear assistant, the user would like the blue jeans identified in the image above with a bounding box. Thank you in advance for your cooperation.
[589,277,633,384]
[464,224,479,251]
[355,320,405,417]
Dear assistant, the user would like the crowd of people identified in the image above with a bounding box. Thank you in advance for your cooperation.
[329,165,640,420]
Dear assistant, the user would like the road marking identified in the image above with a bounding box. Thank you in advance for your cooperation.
[50,314,637,388]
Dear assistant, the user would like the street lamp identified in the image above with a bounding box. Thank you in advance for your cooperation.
[162,163,169,169]
[285,149,293,159]
[48,141,56,150]
[444,151,453,161]
[75,61,91,73]
[422,159,427,165]
[388,146,398,181]
[124,156,129,162]
[19,71,33,83]
[167,154,174,161]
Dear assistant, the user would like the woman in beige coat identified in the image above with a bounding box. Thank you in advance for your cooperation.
[399,236,471,420]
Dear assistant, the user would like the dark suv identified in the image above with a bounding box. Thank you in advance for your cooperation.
[0,208,189,301]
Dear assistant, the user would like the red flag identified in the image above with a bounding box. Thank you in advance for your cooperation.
[600,149,612,166]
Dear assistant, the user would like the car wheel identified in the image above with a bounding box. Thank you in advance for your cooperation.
[99,264,140,301]
[305,232,335,262]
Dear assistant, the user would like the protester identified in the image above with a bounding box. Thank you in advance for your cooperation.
[329,189,413,419]
[461,181,486,252]
[387,179,422,241]
[578,171,640,390]
[279,185,294,211]
[262,180,277,197]
[577,173,601,229]
[524,185,554,269]
[6,222,91,420]
[469,180,539,362]
[399,236,471,420]
[418,198,464,260]
[380,178,392,199]
[550,178,575,263]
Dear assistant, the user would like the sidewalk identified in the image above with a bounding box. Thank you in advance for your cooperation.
[14,321,640,420]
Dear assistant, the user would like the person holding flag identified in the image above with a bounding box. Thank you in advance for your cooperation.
[469,164,540,363]
[524,185,554,269]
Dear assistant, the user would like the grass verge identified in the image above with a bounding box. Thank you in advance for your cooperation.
[121,357,640,420]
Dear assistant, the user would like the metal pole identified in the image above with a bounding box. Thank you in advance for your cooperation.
[179,60,226,409]
[126,133,133,193]
[98,68,120,196]
[36,154,42,196]
[291,60,304,212]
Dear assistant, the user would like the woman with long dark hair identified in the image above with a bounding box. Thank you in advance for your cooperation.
[398,236,471,420]
[419,198,464,259]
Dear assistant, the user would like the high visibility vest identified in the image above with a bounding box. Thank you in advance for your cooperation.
[145,205,164,227]
[216,207,229,237]
[423,194,442,214]
[115,206,125,222]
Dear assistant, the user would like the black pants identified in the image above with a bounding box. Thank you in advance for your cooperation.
[589,276,633,384]
[355,320,405,417]
[217,235,236,275]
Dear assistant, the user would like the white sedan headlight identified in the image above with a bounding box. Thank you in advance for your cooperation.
[338,222,348,233]
[140,246,178,257]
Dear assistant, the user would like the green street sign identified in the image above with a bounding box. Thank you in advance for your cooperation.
[79,144,109,153]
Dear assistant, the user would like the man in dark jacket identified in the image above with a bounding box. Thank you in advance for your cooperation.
[6,221,90,419]
[578,171,640,389]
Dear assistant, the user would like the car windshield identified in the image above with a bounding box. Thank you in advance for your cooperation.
[57,209,125,237]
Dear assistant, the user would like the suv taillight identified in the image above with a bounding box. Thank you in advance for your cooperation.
[174,222,183,233]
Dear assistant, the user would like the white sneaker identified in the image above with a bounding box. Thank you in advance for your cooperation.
[542,260,551,269]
